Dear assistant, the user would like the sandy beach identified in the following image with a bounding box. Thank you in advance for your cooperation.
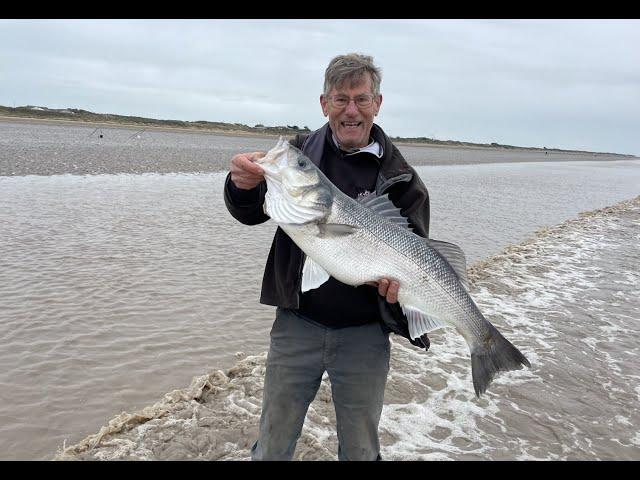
[1,117,635,177]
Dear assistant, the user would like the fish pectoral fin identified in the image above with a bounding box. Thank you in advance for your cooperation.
[426,239,470,291]
[317,223,359,237]
[301,256,331,292]
[400,304,447,339]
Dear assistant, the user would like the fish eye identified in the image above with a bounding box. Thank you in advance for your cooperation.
[297,158,306,167]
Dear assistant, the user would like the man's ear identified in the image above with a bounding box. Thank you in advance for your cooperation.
[320,94,329,117]
[374,94,383,116]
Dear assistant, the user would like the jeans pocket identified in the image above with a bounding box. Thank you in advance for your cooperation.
[269,309,283,338]
[270,307,294,338]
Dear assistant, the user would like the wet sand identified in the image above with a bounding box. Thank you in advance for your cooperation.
[1,117,635,177]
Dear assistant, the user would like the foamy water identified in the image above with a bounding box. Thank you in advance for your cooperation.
[1,156,639,460]
[54,197,640,461]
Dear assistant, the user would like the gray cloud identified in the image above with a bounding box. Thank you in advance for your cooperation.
[0,19,638,155]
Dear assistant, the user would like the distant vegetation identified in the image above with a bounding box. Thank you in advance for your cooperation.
[0,105,631,157]
[389,137,623,155]
[0,105,311,137]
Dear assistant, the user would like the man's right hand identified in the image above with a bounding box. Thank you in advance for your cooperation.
[230,152,266,190]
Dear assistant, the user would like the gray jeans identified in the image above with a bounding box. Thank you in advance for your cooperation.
[251,307,391,461]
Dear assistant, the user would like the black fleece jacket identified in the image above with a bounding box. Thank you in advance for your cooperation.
[223,123,432,349]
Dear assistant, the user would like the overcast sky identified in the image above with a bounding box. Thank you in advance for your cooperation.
[1,19,639,155]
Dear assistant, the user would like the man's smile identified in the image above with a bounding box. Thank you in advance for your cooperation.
[341,121,362,129]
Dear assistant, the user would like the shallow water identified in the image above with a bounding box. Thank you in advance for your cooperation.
[1,156,639,460]
[55,196,640,461]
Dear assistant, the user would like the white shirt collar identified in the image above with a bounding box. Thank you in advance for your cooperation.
[331,133,384,158]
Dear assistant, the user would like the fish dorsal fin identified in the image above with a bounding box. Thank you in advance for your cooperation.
[301,256,331,292]
[426,239,470,291]
[358,192,412,231]
[400,304,447,339]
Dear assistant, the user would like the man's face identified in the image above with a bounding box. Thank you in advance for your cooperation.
[320,74,382,150]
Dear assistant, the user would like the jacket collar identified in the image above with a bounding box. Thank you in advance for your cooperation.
[330,132,383,158]
[302,122,413,183]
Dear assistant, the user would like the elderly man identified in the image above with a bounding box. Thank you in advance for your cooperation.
[224,53,431,461]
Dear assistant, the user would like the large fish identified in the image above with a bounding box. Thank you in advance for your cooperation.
[255,137,530,397]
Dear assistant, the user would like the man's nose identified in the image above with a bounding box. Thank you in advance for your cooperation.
[344,99,360,115]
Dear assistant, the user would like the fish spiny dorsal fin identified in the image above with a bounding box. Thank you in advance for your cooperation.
[426,239,470,291]
[358,192,412,231]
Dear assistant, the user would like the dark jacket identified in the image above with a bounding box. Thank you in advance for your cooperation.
[223,123,431,349]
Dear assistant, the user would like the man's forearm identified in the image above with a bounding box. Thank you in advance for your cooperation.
[223,173,270,225]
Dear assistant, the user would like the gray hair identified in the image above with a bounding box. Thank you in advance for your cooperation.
[323,53,382,96]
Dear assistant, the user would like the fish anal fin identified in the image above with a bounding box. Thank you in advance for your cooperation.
[401,304,447,339]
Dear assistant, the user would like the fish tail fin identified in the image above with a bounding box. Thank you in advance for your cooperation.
[471,328,531,398]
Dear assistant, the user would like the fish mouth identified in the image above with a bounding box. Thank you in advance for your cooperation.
[255,136,290,177]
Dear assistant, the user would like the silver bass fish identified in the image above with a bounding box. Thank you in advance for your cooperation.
[256,137,530,397]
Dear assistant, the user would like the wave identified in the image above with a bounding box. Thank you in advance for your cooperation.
[55,195,640,461]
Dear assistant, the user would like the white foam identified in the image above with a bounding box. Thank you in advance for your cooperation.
[54,196,640,461]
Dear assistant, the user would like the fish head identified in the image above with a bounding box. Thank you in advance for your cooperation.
[256,137,333,224]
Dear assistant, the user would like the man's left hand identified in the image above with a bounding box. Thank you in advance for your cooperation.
[367,278,399,304]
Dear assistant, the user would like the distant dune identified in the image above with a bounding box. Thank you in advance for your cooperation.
[0,105,634,158]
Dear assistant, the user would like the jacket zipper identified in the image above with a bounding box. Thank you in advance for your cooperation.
[294,251,306,308]
[377,172,413,195]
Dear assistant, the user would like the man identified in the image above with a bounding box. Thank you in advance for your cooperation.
[224,53,431,461]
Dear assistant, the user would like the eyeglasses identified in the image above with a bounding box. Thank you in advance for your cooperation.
[327,93,377,109]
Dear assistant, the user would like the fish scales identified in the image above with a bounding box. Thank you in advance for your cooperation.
[332,188,485,337]
[255,137,530,396]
